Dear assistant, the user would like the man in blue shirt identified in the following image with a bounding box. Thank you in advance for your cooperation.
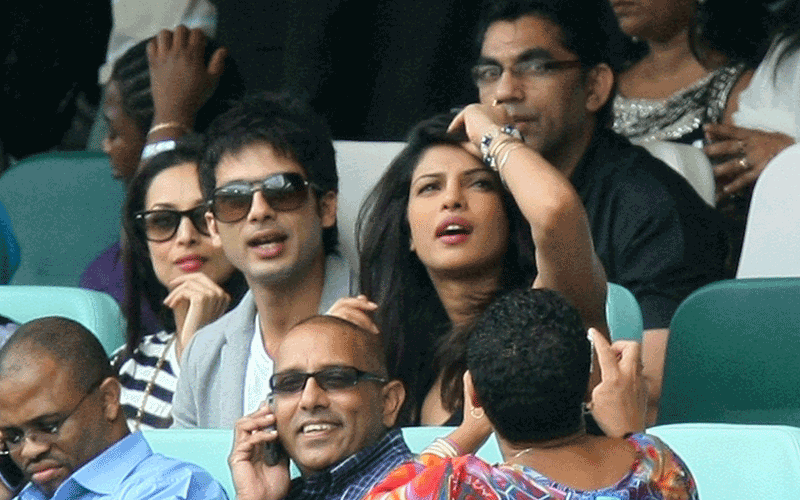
[0,316,227,500]
[228,314,411,500]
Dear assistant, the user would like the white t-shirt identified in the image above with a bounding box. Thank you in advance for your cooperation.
[243,313,275,415]
[734,38,800,140]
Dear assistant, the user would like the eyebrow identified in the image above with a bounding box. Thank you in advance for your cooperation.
[476,47,556,66]
[411,167,490,185]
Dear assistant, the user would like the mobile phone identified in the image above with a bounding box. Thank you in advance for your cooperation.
[0,454,24,493]
[263,393,287,466]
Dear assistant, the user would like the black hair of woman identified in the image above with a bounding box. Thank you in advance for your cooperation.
[118,134,247,366]
[356,113,537,422]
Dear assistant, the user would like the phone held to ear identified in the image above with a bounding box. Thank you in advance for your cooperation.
[264,393,288,466]
[0,453,24,494]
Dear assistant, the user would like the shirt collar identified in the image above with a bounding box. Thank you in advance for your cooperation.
[17,432,149,500]
[292,429,407,498]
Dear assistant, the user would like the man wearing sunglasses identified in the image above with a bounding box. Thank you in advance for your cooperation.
[228,315,409,500]
[171,93,352,429]
[0,317,227,500]
[465,0,727,425]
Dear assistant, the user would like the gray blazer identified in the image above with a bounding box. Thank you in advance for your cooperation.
[171,254,353,428]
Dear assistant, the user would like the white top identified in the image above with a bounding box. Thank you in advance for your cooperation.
[734,38,800,140]
[243,313,275,415]
[99,0,217,83]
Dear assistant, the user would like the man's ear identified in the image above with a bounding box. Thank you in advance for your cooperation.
[318,191,338,229]
[381,380,406,428]
[98,377,122,422]
[205,211,223,246]
[584,63,614,114]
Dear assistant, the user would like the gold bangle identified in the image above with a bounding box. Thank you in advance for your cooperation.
[148,122,190,136]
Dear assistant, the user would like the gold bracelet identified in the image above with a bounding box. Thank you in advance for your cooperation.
[148,122,190,136]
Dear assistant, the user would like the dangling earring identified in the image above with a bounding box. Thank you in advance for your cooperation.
[470,407,484,419]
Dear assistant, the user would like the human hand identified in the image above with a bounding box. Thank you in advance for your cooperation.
[443,371,492,455]
[229,404,291,500]
[588,328,647,438]
[164,272,230,357]
[703,123,794,201]
[447,103,512,158]
[147,25,228,134]
[325,295,379,334]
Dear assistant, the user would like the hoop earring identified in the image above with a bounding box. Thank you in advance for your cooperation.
[470,407,484,419]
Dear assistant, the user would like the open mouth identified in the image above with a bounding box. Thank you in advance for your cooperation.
[299,421,340,436]
[437,224,472,237]
[248,232,288,247]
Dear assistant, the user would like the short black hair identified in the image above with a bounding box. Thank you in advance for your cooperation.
[200,92,339,255]
[467,288,590,443]
[0,317,114,393]
[475,0,619,127]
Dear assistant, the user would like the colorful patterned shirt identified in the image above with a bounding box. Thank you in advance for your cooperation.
[285,429,412,500]
[364,433,698,500]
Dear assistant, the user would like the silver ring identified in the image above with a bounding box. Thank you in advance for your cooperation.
[738,157,750,171]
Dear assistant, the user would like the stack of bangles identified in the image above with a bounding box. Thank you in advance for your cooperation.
[480,124,526,185]
[422,437,464,458]
[141,122,190,160]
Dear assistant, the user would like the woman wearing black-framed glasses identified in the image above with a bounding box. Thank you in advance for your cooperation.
[115,135,247,430]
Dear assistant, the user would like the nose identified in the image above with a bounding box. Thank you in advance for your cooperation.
[490,68,524,105]
[247,189,277,223]
[173,215,199,245]
[441,180,466,211]
[298,376,329,411]
[18,436,49,462]
[102,135,112,154]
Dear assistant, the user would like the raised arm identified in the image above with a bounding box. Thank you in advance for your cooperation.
[449,104,607,333]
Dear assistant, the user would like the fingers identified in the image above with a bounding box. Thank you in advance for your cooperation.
[703,123,751,142]
[164,272,230,308]
[591,328,618,379]
[703,138,744,159]
[325,295,379,334]
[613,340,643,376]
[148,25,207,60]
[231,409,279,465]
[447,106,468,133]
[208,47,229,78]
[720,169,759,197]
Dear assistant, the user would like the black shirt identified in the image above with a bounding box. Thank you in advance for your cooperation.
[571,129,728,329]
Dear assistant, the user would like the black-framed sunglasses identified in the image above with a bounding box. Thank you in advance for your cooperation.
[269,366,388,395]
[0,379,103,453]
[134,205,210,242]
[210,172,320,223]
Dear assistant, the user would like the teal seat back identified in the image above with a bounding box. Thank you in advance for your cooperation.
[0,200,20,283]
[0,286,125,355]
[0,152,124,286]
[143,429,235,498]
[649,423,800,499]
[660,278,800,425]
[606,282,643,341]
[401,426,503,463]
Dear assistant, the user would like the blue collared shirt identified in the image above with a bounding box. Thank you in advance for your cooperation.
[285,429,412,500]
[16,432,227,500]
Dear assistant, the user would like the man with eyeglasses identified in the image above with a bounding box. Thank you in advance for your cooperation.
[228,314,409,500]
[0,317,227,500]
[460,0,727,425]
[171,93,352,429]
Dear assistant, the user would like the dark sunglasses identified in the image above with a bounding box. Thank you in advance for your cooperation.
[269,366,388,395]
[134,205,210,242]
[210,173,319,223]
